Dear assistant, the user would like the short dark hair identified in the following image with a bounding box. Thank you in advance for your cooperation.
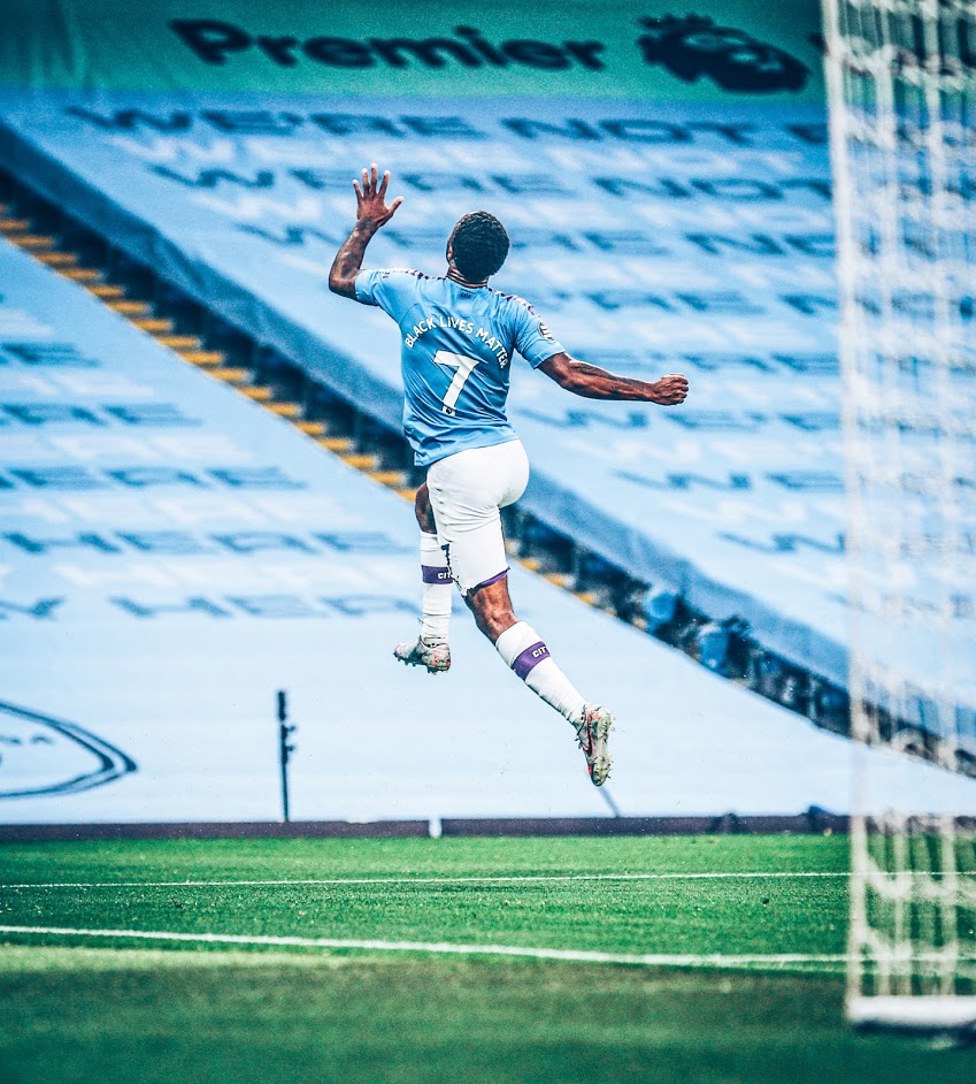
[448,212,510,282]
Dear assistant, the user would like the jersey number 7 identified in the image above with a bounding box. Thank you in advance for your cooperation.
[434,350,482,416]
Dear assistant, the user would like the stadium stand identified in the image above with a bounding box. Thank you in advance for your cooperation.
[5,232,971,825]
[0,94,851,726]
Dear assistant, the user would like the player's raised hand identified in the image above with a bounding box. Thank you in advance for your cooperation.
[354,163,403,229]
[650,373,689,405]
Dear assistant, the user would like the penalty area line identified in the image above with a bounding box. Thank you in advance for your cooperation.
[0,924,848,971]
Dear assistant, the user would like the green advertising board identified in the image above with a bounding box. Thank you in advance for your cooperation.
[3,0,825,100]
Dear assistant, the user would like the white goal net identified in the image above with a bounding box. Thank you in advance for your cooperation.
[822,0,976,1033]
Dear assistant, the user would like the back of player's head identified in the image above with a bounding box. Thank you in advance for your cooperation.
[448,212,510,282]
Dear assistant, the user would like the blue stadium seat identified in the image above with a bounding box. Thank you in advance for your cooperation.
[5,94,971,824]
[0,93,846,690]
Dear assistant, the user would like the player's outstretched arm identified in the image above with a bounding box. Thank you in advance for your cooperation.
[538,352,688,405]
[329,163,404,299]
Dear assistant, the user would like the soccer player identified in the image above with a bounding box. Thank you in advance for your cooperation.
[330,164,688,786]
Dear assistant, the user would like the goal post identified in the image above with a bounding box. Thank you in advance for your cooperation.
[822,0,976,1035]
[846,810,976,1034]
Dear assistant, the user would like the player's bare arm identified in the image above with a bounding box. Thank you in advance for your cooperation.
[329,163,403,298]
[539,353,688,405]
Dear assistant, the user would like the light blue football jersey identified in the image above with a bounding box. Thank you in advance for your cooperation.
[354,269,564,467]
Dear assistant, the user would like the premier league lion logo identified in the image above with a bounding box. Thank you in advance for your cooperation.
[636,15,810,93]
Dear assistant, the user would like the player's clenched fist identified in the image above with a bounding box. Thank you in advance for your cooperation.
[651,374,689,405]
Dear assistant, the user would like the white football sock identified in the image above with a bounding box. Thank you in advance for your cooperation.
[419,531,452,643]
[494,621,586,724]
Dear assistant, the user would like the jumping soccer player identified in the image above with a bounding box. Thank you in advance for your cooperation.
[330,164,688,786]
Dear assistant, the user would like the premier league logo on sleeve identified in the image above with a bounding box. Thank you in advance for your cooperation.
[0,700,136,799]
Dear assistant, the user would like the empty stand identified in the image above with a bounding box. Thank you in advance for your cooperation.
[4,232,971,823]
[0,93,852,716]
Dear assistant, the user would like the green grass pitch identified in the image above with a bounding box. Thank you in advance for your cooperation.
[0,834,973,1083]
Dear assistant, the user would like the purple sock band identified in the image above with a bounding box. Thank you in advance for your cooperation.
[422,565,452,585]
[512,641,550,681]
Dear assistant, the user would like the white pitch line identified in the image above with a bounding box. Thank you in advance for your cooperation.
[0,924,849,970]
[0,871,850,890]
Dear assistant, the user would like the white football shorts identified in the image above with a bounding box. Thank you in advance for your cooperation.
[425,439,530,596]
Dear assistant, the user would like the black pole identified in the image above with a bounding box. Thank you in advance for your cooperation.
[277,690,297,822]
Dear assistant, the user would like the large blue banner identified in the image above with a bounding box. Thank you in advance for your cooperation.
[0,92,847,688]
[2,199,973,823]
